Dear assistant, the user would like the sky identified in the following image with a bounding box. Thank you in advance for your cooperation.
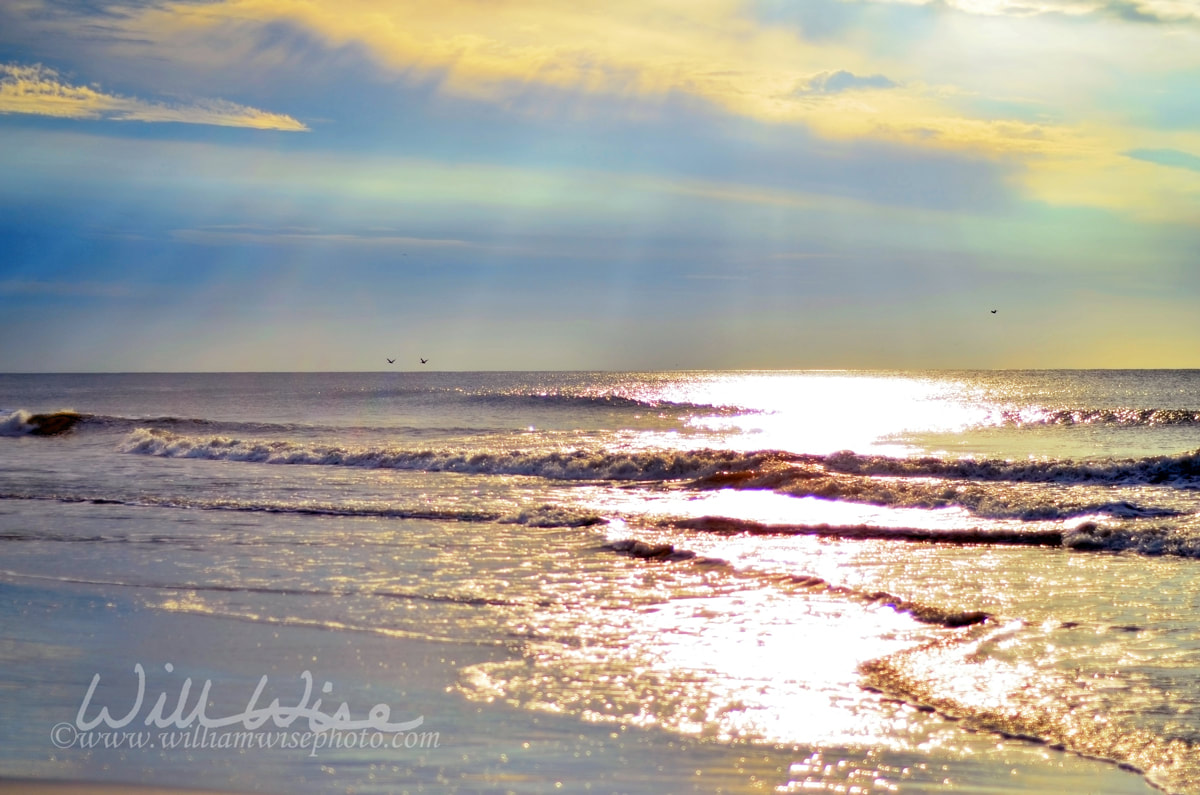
[1,0,1199,371]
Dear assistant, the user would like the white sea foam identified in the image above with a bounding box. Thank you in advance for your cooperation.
[121,428,1200,487]
[119,428,779,480]
[0,410,33,436]
[822,448,1200,486]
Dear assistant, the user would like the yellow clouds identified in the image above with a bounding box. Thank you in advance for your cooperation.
[1026,131,1200,223]
[134,0,882,119]
[105,0,1200,218]
[0,62,308,130]
[126,0,1095,160]
[140,0,776,95]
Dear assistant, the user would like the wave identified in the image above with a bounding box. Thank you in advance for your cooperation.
[666,515,1200,559]
[818,448,1200,487]
[688,467,1187,521]
[120,428,786,480]
[861,626,1200,794]
[0,491,606,529]
[1061,522,1200,556]
[88,414,312,434]
[0,409,83,436]
[112,426,1200,488]
[1,408,317,436]
[603,537,729,565]
[602,536,990,628]
[117,429,1200,523]
[1,408,511,439]
[998,406,1200,427]
[456,389,733,414]
[668,515,1065,546]
[296,383,732,414]
[15,484,1190,558]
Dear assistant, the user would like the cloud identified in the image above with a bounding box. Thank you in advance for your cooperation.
[0,62,308,130]
[8,1,1196,221]
[885,0,1200,24]
[108,1,1053,155]
[1125,147,1200,173]
[1102,0,1171,22]
[796,70,899,95]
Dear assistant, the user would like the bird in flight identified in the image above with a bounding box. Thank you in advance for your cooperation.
[990,309,997,314]
[386,357,395,364]
[420,357,428,364]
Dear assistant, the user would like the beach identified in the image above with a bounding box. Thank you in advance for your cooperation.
[2,370,1197,793]
[0,578,1158,794]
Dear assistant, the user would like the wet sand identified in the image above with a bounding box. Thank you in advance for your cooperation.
[0,573,1163,794]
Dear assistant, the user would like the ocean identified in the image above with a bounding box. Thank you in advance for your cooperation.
[2,369,1199,794]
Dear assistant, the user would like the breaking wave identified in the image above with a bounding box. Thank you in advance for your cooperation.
[120,429,1200,487]
[117,430,1200,528]
[998,406,1200,427]
[0,409,83,436]
[120,428,786,480]
[818,448,1200,486]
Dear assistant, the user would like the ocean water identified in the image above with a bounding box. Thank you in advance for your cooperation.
[3,369,1200,793]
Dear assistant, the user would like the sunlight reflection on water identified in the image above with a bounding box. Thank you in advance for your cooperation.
[656,372,988,455]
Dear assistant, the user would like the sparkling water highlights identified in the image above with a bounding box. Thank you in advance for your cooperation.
[2,370,1194,793]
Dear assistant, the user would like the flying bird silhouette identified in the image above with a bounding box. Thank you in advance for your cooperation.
[386,358,395,364]
[420,357,428,364]
[990,309,997,314]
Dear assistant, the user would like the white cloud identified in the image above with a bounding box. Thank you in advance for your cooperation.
[887,0,1200,23]
[0,62,308,131]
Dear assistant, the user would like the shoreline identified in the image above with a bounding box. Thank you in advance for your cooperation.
[1,577,799,793]
[0,573,1165,793]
